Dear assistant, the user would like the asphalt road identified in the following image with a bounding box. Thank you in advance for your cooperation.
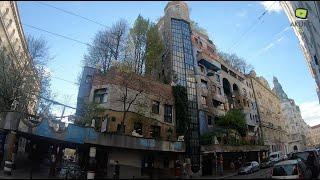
[228,167,320,179]
[228,167,272,179]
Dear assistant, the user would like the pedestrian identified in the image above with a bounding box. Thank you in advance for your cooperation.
[49,153,57,177]
[219,154,224,176]
[230,161,235,172]
[113,161,120,179]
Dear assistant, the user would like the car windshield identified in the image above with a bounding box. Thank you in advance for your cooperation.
[270,154,278,158]
[273,164,298,176]
[244,163,251,167]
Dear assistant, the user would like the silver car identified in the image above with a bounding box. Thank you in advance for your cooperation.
[238,161,260,174]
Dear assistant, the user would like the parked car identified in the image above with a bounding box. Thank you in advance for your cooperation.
[282,154,288,160]
[238,161,260,175]
[270,151,283,163]
[261,160,273,169]
[290,150,320,178]
[271,159,312,179]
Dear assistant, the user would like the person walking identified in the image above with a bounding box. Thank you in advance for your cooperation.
[219,154,224,176]
[230,161,235,172]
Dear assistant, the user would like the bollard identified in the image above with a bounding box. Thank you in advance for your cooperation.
[4,160,13,175]
[87,147,96,179]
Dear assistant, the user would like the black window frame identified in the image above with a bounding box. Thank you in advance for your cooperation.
[93,88,108,104]
[208,115,212,125]
[151,125,161,138]
[201,79,208,88]
[134,122,143,135]
[164,104,173,123]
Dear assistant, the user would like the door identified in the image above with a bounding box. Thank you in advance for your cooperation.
[202,154,213,176]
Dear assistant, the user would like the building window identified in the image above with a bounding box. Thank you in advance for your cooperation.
[94,88,108,103]
[250,114,252,120]
[152,101,160,114]
[215,74,220,82]
[151,125,161,138]
[201,96,207,105]
[134,122,142,135]
[208,115,212,125]
[201,79,208,88]
[199,65,205,73]
[164,104,173,123]
[85,75,92,83]
[315,55,319,66]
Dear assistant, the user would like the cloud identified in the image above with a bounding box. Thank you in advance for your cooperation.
[260,1,283,13]
[299,101,320,127]
[236,10,248,18]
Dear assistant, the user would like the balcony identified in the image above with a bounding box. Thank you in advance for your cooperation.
[15,115,185,152]
[197,53,221,72]
[85,133,185,152]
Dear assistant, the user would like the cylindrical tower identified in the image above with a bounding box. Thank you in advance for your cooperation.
[164,1,190,22]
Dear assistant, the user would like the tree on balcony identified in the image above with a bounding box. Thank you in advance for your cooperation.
[217,51,254,74]
[74,102,104,127]
[216,109,247,141]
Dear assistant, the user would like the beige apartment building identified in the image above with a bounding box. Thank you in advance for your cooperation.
[248,71,287,154]
[309,124,320,147]
[273,77,310,153]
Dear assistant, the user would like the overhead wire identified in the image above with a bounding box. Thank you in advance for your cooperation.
[227,1,277,53]
[34,1,110,29]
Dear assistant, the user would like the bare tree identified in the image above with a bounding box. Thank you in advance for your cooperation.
[217,51,254,74]
[26,35,53,115]
[84,19,129,73]
[109,19,129,61]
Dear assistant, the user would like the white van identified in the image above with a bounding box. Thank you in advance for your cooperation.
[269,151,283,163]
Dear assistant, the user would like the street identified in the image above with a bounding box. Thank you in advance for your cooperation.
[228,167,272,179]
[227,167,320,179]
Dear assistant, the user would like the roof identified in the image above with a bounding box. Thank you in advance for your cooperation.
[311,124,320,129]
[92,68,174,101]
[275,160,299,166]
